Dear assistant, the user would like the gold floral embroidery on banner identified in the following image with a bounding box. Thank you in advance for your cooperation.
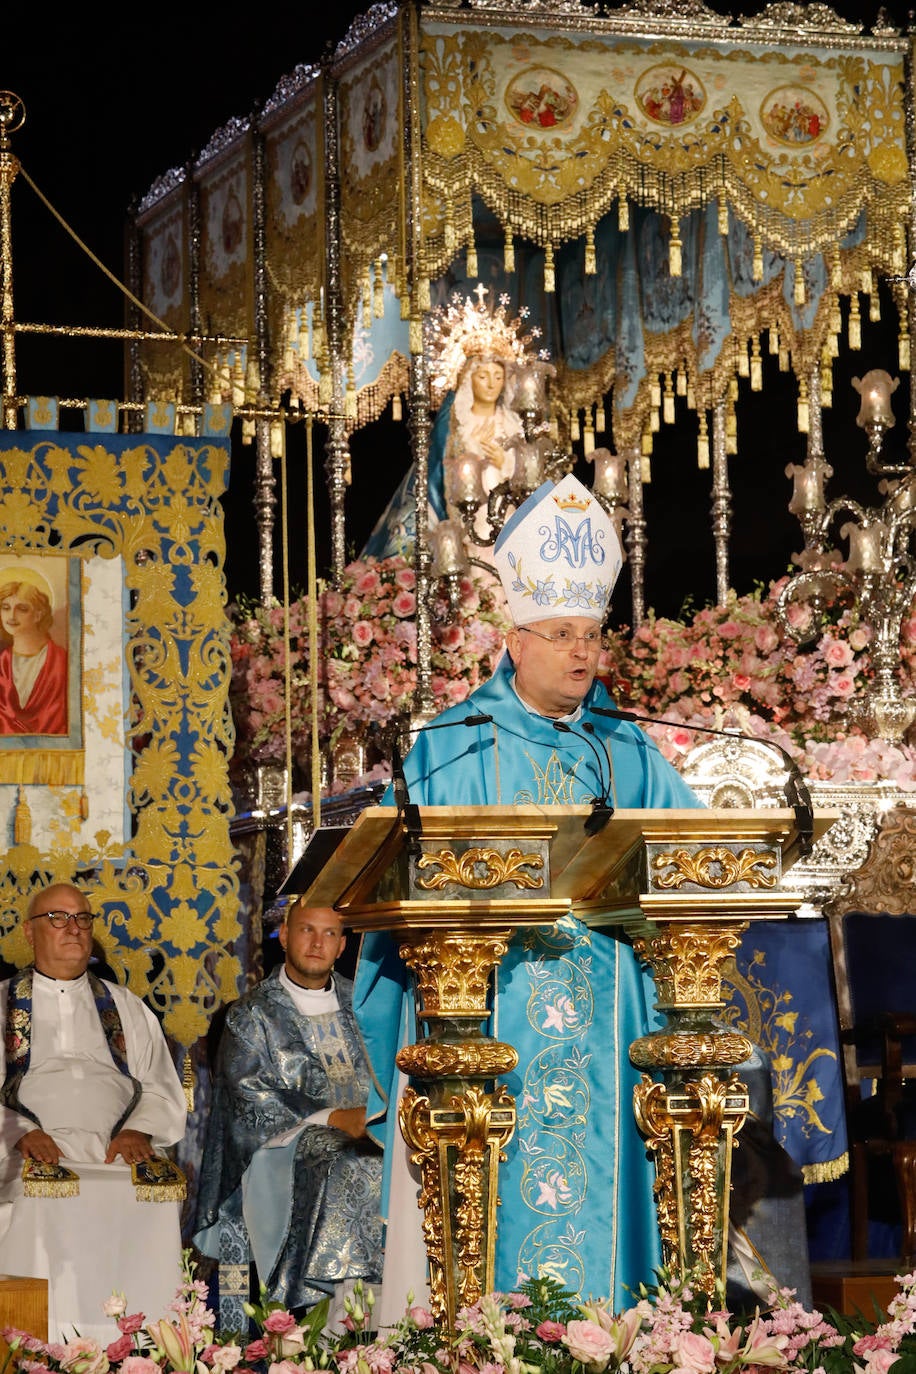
[722,950,840,1164]
[0,439,240,1050]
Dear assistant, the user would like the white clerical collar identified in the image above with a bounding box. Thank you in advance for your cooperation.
[509,673,584,724]
[279,965,340,1013]
[33,968,90,992]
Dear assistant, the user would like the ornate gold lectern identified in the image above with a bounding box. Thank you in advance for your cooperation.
[301,802,835,1320]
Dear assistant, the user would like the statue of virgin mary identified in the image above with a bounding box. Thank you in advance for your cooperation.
[361,288,536,564]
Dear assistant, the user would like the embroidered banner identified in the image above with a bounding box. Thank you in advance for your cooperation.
[135,180,191,402]
[0,434,239,1050]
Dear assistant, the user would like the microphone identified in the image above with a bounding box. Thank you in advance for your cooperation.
[388,715,496,853]
[587,703,815,856]
[553,720,614,835]
[407,712,495,734]
[391,740,422,855]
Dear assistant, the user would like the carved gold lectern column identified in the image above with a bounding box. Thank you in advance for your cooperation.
[300,804,597,1326]
[394,928,518,1321]
[572,808,836,1298]
[298,804,835,1320]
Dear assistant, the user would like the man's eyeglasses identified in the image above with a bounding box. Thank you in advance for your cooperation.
[30,911,95,930]
[520,625,603,651]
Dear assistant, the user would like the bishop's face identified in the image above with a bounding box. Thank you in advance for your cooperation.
[505,615,603,718]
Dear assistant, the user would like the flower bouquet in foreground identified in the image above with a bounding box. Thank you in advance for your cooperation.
[6,1256,916,1374]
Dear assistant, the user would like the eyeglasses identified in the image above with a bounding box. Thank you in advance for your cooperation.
[30,911,95,930]
[520,626,603,651]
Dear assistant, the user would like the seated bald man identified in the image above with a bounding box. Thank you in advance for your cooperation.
[194,901,383,1319]
[0,882,187,1340]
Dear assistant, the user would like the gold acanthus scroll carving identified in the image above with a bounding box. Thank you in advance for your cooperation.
[634,1071,750,1296]
[416,847,545,891]
[399,1083,516,1322]
[652,845,778,890]
[633,1078,680,1257]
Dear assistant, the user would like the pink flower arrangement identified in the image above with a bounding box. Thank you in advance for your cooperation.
[229,562,916,790]
[229,557,510,774]
[601,578,916,787]
[5,1262,916,1374]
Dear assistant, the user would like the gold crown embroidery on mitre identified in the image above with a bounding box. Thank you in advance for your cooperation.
[553,492,591,512]
[426,284,544,401]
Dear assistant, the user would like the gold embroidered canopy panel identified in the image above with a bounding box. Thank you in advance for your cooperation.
[130,0,912,447]
[417,10,908,277]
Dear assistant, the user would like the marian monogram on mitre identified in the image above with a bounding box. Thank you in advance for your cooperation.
[494,474,623,623]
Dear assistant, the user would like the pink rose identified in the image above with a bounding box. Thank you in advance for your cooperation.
[355,570,381,596]
[211,1348,243,1371]
[244,1341,268,1362]
[856,1352,901,1374]
[105,1336,132,1363]
[562,1320,615,1371]
[117,1317,144,1337]
[439,624,465,650]
[407,1308,435,1329]
[59,1339,109,1374]
[854,1337,894,1355]
[536,1321,566,1343]
[785,602,812,631]
[102,1295,128,1319]
[673,1330,717,1374]
[820,637,854,668]
[832,672,857,698]
[393,591,416,618]
[396,568,416,590]
[352,621,374,648]
[263,1312,298,1337]
[117,1362,161,1374]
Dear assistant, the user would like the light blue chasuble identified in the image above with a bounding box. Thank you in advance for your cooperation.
[354,654,701,1308]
